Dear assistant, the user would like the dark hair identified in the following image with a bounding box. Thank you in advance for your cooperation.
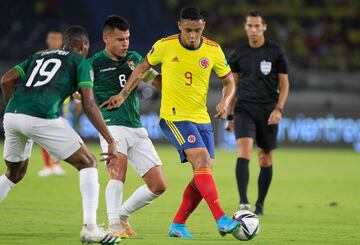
[245,10,266,23]
[180,7,203,21]
[103,15,129,32]
[63,25,88,50]
[47,25,64,33]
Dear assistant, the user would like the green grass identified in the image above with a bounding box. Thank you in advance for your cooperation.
[0,144,359,244]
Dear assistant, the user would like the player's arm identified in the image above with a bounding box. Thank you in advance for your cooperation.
[1,68,21,106]
[152,75,162,89]
[80,86,114,144]
[72,91,82,100]
[215,72,235,120]
[143,68,162,89]
[100,58,152,109]
[268,73,289,125]
[77,59,116,164]
[79,86,117,164]
[225,72,239,131]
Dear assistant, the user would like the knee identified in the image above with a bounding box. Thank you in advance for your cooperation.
[80,154,97,169]
[6,169,26,184]
[258,150,272,167]
[237,144,252,159]
[150,182,167,195]
[193,153,211,169]
[108,163,126,182]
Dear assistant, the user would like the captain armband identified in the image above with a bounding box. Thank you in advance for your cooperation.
[143,68,159,84]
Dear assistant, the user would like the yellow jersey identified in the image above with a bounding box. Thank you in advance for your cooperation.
[62,96,71,117]
[146,34,231,123]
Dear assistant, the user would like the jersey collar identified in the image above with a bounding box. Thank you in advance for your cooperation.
[248,39,269,50]
[101,50,127,61]
[178,34,203,50]
[101,50,112,60]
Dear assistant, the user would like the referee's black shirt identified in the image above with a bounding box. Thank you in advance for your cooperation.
[228,39,288,107]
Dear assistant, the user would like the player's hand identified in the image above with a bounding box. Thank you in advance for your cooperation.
[72,91,81,100]
[100,141,117,167]
[215,100,228,120]
[268,109,282,125]
[225,120,234,131]
[100,94,125,110]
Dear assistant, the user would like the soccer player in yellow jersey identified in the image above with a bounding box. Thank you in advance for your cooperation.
[101,7,240,238]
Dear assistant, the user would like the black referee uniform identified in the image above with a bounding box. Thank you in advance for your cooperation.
[229,39,289,150]
[228,39,289,214]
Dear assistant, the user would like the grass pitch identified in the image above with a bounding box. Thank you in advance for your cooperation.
[0,144,359,244]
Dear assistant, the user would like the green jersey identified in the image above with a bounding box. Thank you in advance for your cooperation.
[6,49,93,119]
[89,50,143,128]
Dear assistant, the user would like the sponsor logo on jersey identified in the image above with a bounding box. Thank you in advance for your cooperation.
[127,61,136,70]
[172,57,179,62]
[187,135,196,143]
[260,60,272,75]
[199,58,209,69]
[100,67,116,72]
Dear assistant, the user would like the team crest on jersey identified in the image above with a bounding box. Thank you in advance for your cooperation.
[187,135,197,143]
[260,60,272,75]
[199,58,209,69]
[127,61,136,70]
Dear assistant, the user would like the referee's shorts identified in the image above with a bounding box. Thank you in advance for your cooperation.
[234,105,278,151]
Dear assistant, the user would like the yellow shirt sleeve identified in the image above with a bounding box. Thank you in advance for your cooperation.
[146,39,164,66]
[213,46,231,78]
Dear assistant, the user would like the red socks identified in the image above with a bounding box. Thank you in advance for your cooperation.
[173,180,202,224]
[173,168,225,224]
[193,168,224,220]
[41,147,52,167]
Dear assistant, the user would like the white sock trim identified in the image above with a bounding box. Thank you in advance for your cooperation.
[1,175,15,187]
[0,175,16,203]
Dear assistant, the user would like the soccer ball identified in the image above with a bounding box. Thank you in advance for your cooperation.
[232,210,260,241]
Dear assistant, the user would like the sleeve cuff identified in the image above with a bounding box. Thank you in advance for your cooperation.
[219,71,232,79]
[77,81,93,89]
[14,65,25,79]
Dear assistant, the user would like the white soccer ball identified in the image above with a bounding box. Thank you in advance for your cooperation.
[232,210,260,241]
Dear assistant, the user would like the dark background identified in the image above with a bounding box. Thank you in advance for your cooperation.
[0,0,359,151]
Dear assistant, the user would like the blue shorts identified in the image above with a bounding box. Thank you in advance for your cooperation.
[159,119,215,163]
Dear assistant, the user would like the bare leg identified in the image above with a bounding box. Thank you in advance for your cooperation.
[0,159,29,203]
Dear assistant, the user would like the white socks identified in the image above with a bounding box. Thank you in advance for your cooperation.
[0,175,15,203]
[119,184,159,223]
[80,168,99,229]
[106,179,123,226]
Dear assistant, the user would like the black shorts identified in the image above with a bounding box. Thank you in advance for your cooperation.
[234,104,278,151]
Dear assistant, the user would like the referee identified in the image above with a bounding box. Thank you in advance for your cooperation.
[226,10,289,215]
